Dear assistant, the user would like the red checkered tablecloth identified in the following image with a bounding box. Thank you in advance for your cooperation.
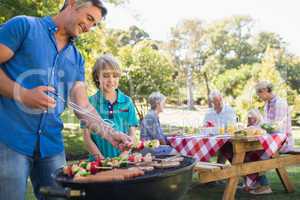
[167,135,231,161]
[167,133,287,186]
[243,133,287,186]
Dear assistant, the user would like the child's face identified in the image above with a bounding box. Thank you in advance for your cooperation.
[248,116,258,126]
[98,69,120,93]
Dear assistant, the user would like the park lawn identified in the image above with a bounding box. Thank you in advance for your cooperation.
[26,128,300,200]
[184,166,300,200]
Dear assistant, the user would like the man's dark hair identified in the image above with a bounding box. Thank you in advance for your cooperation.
[61,0,107,17]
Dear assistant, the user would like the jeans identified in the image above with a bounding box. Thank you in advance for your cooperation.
[259,174,269,186]
[0,142,66,200]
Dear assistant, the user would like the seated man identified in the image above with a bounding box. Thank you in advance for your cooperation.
[203,90,237,133]
[140,92,175,155]
[203,90,237,164]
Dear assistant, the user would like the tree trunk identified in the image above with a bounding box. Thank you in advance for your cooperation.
[187,65,195,110]
[203,72,212,108]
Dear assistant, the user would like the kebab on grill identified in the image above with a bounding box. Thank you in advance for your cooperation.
[63,139,166,178]
[63,153,153,177]
[124,139,161,151]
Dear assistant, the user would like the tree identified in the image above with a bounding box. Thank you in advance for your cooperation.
[201,16,257,69]
[167,19,205,109]
[253,32,286,58]
[105,25,151,55]
[118,40,177,119]
[0,0,62,23]
[0,0,128,23]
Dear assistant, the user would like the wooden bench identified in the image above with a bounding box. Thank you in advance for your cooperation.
[194,154,300,183]
[194,161,230,173]
[285,148,300,155]
[194,143,300,200]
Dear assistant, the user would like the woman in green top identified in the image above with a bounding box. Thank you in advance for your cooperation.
[83,54,139,159]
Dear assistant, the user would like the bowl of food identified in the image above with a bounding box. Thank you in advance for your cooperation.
[261,122,280,134]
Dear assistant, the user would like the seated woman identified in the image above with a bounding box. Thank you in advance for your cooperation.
[140,92,175,155]
[246,109,272,195]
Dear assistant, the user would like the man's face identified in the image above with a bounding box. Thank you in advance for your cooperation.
[212,96,222,111]
[256,88,269,102]
[66,3,102,37]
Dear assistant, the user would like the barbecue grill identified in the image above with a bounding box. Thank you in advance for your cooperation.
[40,155,195,200]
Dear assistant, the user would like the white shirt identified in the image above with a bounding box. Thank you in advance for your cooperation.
[203,104,237,128]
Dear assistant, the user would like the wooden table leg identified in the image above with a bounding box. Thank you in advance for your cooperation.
[272,153,295,192]
[276,167,295,192]
[223,143,245,200]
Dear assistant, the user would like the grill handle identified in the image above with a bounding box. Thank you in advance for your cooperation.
[40,186,86,199]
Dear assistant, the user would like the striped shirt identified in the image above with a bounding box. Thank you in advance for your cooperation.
[264,95,293,151]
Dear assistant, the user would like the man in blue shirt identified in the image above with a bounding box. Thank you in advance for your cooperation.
[0,1,133,199]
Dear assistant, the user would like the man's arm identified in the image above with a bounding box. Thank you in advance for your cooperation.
[0,68,56,109]
[70,81,131,148]
[0,44,14,63]
[0,44,55,109]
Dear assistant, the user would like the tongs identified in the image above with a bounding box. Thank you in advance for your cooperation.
[48,91,115,128]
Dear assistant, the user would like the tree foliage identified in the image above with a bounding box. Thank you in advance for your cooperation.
[118,41,177,119]
[0,0,127,23]
[167,19,205,109]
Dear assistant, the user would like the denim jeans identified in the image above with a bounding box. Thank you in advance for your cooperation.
[0,142,66,200]
[258,174,269,186]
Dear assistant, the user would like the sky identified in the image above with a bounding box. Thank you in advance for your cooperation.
[105,0,299,55]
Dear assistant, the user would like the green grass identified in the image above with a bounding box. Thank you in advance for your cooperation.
[184,166,300,200]
[25,127,300,200]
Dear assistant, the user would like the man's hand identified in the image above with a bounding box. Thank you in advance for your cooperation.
[109,131,132,151]
[18,86,56,110]
[86,120,132,150]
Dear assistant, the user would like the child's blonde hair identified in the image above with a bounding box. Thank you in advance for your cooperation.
[247,108,263,125]
[92,54,122,88]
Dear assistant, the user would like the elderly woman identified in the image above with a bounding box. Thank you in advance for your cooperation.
[140,92,174,155]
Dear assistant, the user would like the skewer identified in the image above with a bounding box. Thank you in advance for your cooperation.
[95,166,113,170]
[153,155,181,162]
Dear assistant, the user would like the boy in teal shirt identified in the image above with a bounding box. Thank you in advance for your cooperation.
[83,54,139,159]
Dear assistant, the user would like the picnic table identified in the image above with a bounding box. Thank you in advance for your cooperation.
[167,134,300,200]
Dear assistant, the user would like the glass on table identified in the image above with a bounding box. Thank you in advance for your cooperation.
[218,123,225,135]
[226,122,237,135]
